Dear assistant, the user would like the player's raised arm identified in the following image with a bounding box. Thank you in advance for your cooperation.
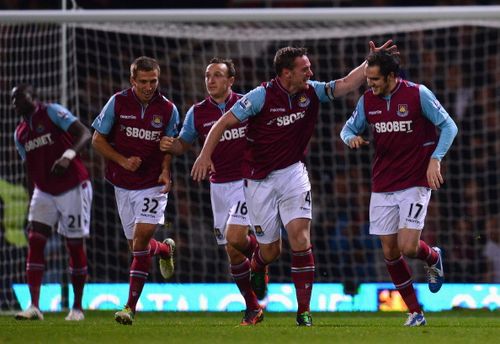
[191,110,240,182]
[333,40,398,98]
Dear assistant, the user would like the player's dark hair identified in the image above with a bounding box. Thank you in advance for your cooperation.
[366,51,400,78]
[273,47,308,76]
[209,57,236,78]
[130,56,160,79]
[11,83,37,100]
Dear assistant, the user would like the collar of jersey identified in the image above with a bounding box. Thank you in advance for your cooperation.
[208,90,233,109]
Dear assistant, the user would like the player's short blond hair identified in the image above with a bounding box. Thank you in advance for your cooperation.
[130,56,160,79]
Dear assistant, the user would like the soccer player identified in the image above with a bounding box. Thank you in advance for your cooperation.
[92,56,179,325]
[159,58,263,325]
[191,41,397,326]
[340,51,458,326]
[12,84,92,321]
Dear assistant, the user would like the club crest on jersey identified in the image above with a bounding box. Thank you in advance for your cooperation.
[298,94,310,108]
[396,104,409,117]
[254,225,264,237]
[151,115,163,128]
[57,110,69,119]
[213,228,224,240]
[36,123,45,133]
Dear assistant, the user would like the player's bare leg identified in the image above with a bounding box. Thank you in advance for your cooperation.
[286,218,314,327]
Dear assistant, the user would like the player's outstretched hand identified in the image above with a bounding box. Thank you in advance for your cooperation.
[426,158,443,190]
[50,157,70,176]
[369,39,399,56]
[160,136,175,153]
[121,156,142,172]
[191,154,215,182]
[348,136,369,149]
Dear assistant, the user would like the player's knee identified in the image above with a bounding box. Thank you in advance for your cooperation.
[289,232,310,251]
[260,242,281,263]
[401,244,418,258]
[226,230,246,250]
[28,228,49,245]
[30,222,51,238]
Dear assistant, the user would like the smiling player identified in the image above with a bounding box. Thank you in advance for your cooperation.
[191,41,397,327]
[341,50,458,326]
[92,56,179,325]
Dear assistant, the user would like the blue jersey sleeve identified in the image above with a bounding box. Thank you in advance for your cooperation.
[231,86,266,121]
[179,106,198,144]
[419,85,458,160]
[308,80,336,103]
[13,129,26,161]
[164,104,180,137]
[92,95,116,134]
[46,103,77,131]
[340,96,368,145]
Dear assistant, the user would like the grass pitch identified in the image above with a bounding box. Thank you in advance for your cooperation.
[0,309,498,344]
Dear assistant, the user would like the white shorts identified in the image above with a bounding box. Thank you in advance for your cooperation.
[28,181,92,238]
[114,185,168,240]
[211,180,251,245]
[369,187,432,235]
[244,162,312,244]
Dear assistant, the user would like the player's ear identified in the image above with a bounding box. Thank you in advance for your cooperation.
[282,68,291,79]
[384,72,392,83]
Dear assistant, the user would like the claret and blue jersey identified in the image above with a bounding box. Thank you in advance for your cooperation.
[341,80,458,192]
[180,91,246,183]
[14,102,89,195]
[92,88,179,190]
[231,78,336,180]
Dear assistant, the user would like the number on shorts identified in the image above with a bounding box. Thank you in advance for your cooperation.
[408,203,423,219]
[142,198,159,214]
[305,191,311,206]
[235,201,248,215]
[68,215,81,228]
